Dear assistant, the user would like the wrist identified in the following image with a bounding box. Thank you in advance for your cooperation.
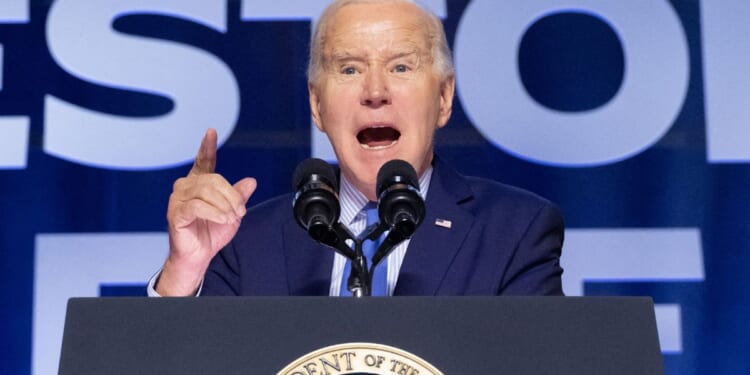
[155,257,207,296]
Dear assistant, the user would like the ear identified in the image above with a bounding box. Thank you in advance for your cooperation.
[308,82,325,132]
[436,74,455,129]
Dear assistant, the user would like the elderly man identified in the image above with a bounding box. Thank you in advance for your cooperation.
[152,0,564,297]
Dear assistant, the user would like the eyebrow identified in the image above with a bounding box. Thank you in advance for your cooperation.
[389,50,420,61]
[328,48,420,63]
[328,50,360,63]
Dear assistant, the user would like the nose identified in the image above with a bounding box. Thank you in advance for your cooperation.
[360,69,391,108]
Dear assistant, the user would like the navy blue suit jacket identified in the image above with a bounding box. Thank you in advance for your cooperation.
[202,156,564,296]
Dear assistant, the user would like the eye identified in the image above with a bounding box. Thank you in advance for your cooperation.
[342,66,357,75]
[393,64,409,73]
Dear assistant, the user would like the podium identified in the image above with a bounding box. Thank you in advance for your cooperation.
[58,297,663,374]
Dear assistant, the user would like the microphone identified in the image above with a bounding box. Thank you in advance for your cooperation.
[376,159,426,239]
[292,158,340,243]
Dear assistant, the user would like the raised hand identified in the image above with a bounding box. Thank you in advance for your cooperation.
[156,129,257,296]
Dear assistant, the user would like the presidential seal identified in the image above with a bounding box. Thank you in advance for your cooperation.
[277,342,443,375]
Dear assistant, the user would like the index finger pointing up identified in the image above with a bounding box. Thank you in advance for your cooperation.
[189,128,218,175]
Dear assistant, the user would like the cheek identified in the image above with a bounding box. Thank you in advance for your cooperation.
[408,84,442,115]
[321,90,355,120]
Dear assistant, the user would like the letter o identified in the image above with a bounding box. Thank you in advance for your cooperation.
[364,354,378,367]
[454,0,689,166]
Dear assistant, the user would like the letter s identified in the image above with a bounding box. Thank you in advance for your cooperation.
[44,0,239,169]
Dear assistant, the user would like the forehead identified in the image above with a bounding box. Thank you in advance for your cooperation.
[323,2,431,55]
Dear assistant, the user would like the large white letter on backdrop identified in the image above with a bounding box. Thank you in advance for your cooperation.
[563,228,705,353]
[455,0,689,167]
[44,0,239,170]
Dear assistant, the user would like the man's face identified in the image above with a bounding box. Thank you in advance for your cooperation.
[309,1,455,201]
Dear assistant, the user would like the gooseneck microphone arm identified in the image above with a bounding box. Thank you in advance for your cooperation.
[369,228,408,269]
[346,222,388,296]
[316,221,374,297]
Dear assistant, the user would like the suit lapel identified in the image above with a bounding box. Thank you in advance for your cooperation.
[394,157,475,295]
[282,219,334,295]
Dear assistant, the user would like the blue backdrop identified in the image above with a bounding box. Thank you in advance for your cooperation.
[1,1,749,374]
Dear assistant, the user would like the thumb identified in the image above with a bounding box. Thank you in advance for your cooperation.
[234,177,257,204]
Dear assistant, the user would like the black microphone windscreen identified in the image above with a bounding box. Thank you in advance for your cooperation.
[377,159,418,196]
[292,158,338,191]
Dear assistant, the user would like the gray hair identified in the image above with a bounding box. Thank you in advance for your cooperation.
[307,0,454,85]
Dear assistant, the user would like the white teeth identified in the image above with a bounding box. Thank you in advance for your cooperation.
[360,140,398,150]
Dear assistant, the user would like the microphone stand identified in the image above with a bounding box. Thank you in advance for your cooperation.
[346,239,369,297]
[315,222,374,297]
[314,221,403,298]
[346,222,388,297]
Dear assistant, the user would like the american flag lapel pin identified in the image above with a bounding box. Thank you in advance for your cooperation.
[434,218,452,229]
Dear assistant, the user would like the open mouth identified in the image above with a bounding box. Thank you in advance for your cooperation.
[357,127,401,150]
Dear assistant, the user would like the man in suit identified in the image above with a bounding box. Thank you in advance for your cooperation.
[152,0,564,297]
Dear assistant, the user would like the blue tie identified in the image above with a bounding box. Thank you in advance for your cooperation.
[340,203,387,296]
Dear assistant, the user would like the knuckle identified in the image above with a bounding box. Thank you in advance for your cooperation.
[173,177,186,190]
[206,173,223,184]
[196,183,214,198]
